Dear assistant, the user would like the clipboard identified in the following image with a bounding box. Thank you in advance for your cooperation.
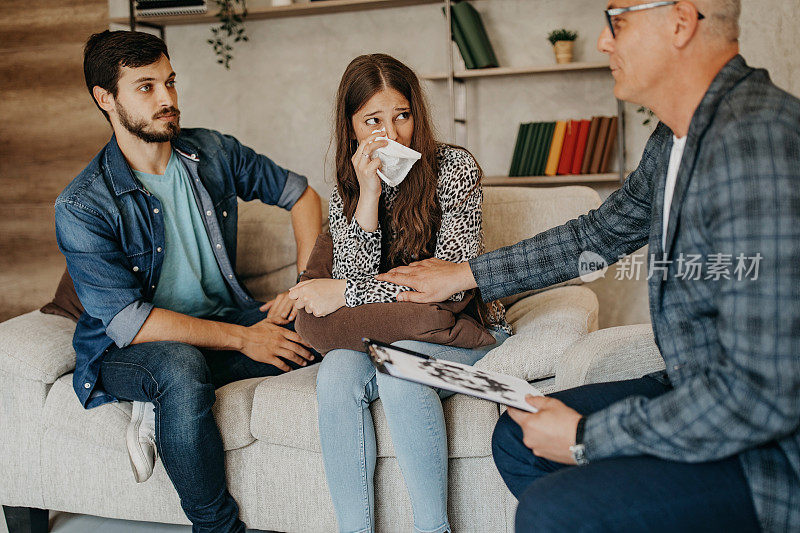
[363,338,542,413]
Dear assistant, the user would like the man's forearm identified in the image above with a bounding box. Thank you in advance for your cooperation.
[290,186,322,273]
[131,307,245,350]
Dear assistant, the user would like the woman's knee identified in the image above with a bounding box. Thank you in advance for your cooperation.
[316,349,373,404]
[374,369,434,406]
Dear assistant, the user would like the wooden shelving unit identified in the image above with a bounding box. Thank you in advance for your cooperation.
[111,0,441,26]
[483,174,621,187]
[115,0,626,188]
[421,61,610,81]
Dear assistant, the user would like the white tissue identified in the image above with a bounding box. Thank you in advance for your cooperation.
[369,128,421,187]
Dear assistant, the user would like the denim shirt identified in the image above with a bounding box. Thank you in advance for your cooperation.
[55,128,308,409]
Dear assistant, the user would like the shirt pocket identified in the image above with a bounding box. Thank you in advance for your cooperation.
[126,250,154,285]
[214,193,237,234]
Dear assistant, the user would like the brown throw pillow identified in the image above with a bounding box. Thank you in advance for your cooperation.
[40,268,84,322]
[294,234,495,354]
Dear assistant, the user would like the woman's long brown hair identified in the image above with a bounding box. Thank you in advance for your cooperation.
[333,54,442,270]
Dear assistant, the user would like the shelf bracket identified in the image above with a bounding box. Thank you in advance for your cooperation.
[128,0,166,42]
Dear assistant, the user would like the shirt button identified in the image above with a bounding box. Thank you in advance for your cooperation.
[206,210,212,216]
[228,274,233,279]
[153,208,159,214]
[216,243,222,249]
[152,285,156,289]
[133,266,139,272]
[222,211,228,217]
[157,247,162,252]
[84,382,91,389]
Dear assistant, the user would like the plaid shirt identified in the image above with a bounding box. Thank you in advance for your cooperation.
[471,55,800,531]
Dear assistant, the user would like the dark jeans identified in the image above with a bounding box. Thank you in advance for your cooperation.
[491,377,760,533]
[99,305,320,533]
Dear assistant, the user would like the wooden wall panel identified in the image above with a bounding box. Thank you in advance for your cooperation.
[0,0,109,321]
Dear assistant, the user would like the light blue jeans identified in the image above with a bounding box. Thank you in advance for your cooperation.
[316,331,510,533]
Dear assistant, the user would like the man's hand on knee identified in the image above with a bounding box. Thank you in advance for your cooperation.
[236,318,315,371]
[507,396,582,465]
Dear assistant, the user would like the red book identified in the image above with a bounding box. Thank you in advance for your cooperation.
[570,119,591,175]
[556,120,579,175]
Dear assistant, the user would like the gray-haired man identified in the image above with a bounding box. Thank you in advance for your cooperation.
[379,1,800,530]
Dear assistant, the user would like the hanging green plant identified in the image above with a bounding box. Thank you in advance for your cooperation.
[207,0,248,69]
[636,106,656,126]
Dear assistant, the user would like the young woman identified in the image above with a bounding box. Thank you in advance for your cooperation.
[289,54,512,533]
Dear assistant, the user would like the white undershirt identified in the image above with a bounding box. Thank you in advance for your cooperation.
[662,135,687,250]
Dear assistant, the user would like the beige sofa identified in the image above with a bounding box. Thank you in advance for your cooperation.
[0,186,663,532]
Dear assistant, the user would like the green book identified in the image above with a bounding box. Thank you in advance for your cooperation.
[451,1,499,69]
[515,123,534,177]
[535,122,556,176]
[508,123,526,176]
[521,123,543,177]
[444,7,476,69]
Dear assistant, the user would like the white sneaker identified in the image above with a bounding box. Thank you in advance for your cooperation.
[126,401,157,483]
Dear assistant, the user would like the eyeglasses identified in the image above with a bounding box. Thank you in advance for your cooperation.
[605,1,705,38]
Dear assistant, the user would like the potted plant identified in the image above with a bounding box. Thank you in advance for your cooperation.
[547,29,578,64]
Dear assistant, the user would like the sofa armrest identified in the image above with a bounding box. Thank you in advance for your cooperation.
[0,311,77,384]
[474,286,599,381]
[555,323,665,391]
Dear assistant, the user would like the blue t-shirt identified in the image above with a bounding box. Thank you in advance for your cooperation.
[133,151,238,319]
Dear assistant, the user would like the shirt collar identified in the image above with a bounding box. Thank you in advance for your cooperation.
[103,132,203,196]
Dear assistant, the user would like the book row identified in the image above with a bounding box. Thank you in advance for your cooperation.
[509,116,619,178]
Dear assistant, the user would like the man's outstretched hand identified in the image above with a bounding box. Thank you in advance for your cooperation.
[376,258,478,303]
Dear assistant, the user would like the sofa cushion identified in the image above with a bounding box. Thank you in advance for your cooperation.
[0,310,77,384]
[249,364,499,459]
[236,199,329,302]
[482,186,601,306]
[42,374,264,453]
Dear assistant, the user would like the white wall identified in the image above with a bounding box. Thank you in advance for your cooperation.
[110,0,800,196]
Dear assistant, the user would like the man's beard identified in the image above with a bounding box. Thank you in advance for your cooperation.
[117,102,181,143]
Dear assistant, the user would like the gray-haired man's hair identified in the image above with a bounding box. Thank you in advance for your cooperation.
[695,0,741,42]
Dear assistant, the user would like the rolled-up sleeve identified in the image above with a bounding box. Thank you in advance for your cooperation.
[55,200,153,347]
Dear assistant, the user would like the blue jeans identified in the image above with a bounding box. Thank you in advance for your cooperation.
[316,331,510,533]
[491,378,760,532]
[98,305,320,533]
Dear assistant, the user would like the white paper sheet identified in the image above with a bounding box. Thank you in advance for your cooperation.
[366,342,543,413]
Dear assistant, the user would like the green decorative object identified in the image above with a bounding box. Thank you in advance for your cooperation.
[207,0,248,69]
[637,106,656,126]
[547,29,577,46]
[547,29,578,64]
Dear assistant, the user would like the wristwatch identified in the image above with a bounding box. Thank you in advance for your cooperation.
[296,270,307,284]
[569,416,589,466]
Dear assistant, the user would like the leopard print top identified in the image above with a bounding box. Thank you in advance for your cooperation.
[330,144,512,334]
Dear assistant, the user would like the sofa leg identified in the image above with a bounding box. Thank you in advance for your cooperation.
[2,506,49,533]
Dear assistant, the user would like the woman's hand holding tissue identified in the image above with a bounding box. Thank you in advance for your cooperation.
[351,131,388,199]
[289,278,347,317]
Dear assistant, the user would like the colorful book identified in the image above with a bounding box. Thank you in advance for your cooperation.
[508,123,526,176]
[545,121,567,176]
[570,119,592,175]
[518,123,539,177]
[446,7,477,69]
[534,122,556,176]
[589,117,612,174]
[600,116,619,173]
[556,120,579,175]
[451,2,499,69]
[580,116,602,175]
